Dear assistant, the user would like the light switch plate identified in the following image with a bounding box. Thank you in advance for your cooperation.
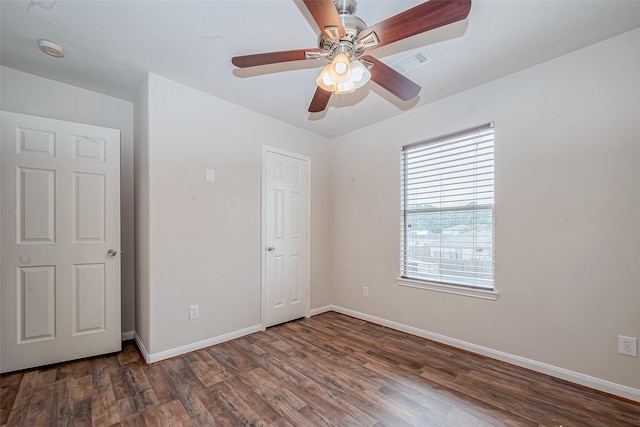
[205,168,215,183]
[189,305,199,320]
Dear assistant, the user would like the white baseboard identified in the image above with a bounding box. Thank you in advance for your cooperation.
[121,331,135,341]
[310,305,333,316]
[317,305,640,403]
[134,332,151,363]
[135,324,262,364]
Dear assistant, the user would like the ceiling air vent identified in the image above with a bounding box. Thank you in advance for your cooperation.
[391,49,432,74]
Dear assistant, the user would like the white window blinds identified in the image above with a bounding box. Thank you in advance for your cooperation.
[401,123,494,289]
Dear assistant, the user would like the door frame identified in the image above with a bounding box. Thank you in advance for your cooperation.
[261,145,311,330]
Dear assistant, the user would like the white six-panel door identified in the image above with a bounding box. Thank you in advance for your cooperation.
[0,112,121,373]
[263,148,309,327]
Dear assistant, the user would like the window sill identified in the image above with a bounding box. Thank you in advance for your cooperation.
[396,277,499,300]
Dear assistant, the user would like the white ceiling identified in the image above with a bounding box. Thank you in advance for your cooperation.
[2,0,640,138]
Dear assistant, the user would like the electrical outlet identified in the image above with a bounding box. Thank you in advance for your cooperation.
[189,305,199,320]
[618,335,637,357]
[363,287,369,298]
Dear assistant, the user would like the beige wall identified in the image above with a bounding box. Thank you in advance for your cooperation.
[329,28,640,390]
[0,66,136,333]
[138,73,331,355]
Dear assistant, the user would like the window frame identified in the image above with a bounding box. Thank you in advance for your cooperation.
[397,123,498,300]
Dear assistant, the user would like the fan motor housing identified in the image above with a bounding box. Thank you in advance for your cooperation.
[318,2,367,59]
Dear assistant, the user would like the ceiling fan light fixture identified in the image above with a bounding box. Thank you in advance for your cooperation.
[316,55,371,94]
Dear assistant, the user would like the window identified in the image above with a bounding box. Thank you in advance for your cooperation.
[400,123,495,293]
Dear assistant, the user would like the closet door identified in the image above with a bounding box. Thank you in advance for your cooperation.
[1,111,121,372]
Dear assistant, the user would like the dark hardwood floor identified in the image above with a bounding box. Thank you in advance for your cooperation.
[2,311,640,426]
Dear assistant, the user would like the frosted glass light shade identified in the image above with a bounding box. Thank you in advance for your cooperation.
[316,64,335,92]
[335,80,355,94]
[350,59,371,89]
[329,54,351,83]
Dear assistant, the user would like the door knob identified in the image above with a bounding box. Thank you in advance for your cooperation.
[266,246,275,252]
[107,249,118,257]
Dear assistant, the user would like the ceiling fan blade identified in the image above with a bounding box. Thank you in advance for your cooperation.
[358,0,471,50]
[232,48,322,68]
[308,86,332,113]
[362,55,421,101]
[303,0,346,39]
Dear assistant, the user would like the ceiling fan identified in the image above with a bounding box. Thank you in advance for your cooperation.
[231,0,471,113]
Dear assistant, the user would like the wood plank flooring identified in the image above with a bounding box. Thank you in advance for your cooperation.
[2,312,640,426]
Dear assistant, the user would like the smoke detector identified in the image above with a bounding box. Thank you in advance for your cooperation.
[38,40,64,58]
